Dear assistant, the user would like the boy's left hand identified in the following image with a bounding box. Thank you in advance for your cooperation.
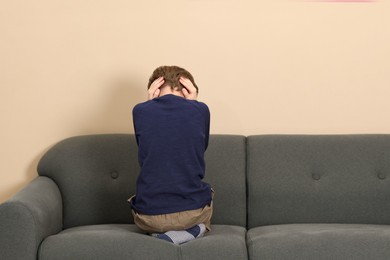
[180,77,198,100]
[148,77,164,100]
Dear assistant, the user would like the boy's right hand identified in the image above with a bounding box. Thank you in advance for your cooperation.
[180,77,198,100]
[148,77,164,100]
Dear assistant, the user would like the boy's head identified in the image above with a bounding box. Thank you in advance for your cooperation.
[148,66,198,93]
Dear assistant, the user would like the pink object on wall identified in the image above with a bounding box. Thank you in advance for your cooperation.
[320,0,375,2]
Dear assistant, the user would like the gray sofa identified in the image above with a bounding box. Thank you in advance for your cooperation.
[2,134,390,260]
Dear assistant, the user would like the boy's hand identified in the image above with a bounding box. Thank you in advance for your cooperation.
[148,77,164,100]
[180,77,198,100]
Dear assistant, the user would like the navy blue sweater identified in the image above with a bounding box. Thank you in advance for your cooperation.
[130,94,211,215]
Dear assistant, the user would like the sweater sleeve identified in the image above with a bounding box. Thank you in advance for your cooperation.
[132,105,141,146]
[201,103,210,150]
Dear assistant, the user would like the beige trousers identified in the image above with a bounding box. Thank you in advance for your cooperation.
[130,190,214,233]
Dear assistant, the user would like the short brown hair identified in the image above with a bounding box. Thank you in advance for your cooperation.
[148,66,198,93]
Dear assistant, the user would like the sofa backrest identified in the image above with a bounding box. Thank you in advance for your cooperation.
[247,135,390,229]
[37,134,247,229]
[205,135,247,227]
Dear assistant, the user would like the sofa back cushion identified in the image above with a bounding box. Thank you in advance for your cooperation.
[38,134,246,229]
[247,135,390,229]
[204,135,247,227]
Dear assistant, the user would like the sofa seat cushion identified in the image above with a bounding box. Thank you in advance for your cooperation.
[180,225,248,260]
[247,223,390,260]
[39,224,247,260]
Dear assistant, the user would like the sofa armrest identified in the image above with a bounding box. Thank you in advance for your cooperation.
[0,176,63,260]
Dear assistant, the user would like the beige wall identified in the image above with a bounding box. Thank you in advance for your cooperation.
[1,0,390,203]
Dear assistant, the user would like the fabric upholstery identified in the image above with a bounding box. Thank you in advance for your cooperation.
[4,134,390,260]
[204,135,247,227]
[181,225,248,260]
[0,177,62,260]
[37,134,247,229]
[39,224,178,260]
[39,224,248,260]
[247,135,390,228]
[247,224,390,260]
[37,134,139,228]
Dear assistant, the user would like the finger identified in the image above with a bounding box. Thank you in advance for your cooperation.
[180,77,196,93]
[148,78,163,100]
[149,77,164,94]
[179,76,190,83]
[179,77,193,87]
[153,88,160,98]
[182,87,189,97]
[148,88,160,100]
[152,76,164,85]
[152,77,164,87]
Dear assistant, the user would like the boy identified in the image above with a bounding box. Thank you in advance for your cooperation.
[129,66,213,245]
